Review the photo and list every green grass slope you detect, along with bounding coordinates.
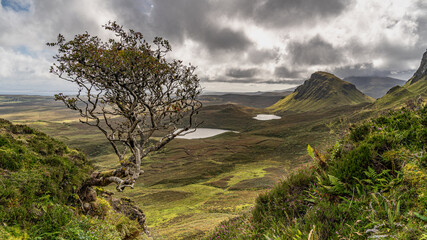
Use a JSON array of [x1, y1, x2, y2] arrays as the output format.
[[269, 72, 374, 112], [200, 91, 292, 108], [0, 119, 145, 240], [373, 76, 427, 108], [205, 104, 427, 239], [374, 50, 427, 109], [344, 76, 406, 99], [374, 79, 427, 109]]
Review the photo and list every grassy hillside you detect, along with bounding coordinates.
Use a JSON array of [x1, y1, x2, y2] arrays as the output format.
[[0, 119, 146, 239], [344, 76, 406, 99], [205, 104, 427, 239], [269, 72, 374, 112], [374, 76, 427, 109]]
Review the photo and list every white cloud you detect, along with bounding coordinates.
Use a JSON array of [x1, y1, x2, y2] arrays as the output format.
[[0, 46, 75, 94], [0, 0, 426, 94]]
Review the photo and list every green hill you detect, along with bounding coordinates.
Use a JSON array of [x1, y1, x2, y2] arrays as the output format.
[[200, 91, 292, 108], [344, 76, 406, 99], [269, 72, 374, 112], [0, 119, 145, 239], [375, 50, 427, 108], [205, 102, 427, 239]]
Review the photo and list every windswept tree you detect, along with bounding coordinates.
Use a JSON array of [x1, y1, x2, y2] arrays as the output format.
[[48, 22, 202, 199]]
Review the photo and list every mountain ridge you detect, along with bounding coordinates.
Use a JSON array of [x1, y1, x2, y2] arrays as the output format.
[[269, 71, 374, 112]]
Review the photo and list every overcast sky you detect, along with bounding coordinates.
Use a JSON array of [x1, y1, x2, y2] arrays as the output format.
[[1, 0, 426, 94]]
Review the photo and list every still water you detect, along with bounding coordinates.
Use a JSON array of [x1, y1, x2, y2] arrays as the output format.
[[253, 114, 281, 120], [176, 128, 235, 139]]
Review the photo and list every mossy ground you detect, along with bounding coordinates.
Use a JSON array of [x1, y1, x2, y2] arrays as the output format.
[[0, 118, 147, 239]]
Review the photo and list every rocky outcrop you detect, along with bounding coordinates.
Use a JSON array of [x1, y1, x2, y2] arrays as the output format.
[[107, 195, 150, 237], [293, 72, 363, 101], [409, 49, 427, 84], [79, 186, 150, 237]]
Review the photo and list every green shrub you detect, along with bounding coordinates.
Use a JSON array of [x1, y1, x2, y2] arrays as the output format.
[[0, 225, 30, 239], [0, 149, 24, 170], [330, 144, 372, 184], [0, 135, 10, 147], [349, 124, 370, 142], [61, 216, 121, 240], [252, 168, 315, 230], [421, 154, 427, 168], [9, 124, 34, 134]]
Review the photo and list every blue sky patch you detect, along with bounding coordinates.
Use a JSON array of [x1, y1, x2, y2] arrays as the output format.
[[1, 0, 30, 12], [14, 45, 33, 56]]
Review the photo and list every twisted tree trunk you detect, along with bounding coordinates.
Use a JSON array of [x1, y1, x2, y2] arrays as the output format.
[[77, 159, 149, 236]]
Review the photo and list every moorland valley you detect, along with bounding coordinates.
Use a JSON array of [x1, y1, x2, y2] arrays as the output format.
[[0, 50, 426, 239]]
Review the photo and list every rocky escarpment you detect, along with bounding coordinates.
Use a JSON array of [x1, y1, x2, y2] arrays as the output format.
[[409, 49, 427, 84]]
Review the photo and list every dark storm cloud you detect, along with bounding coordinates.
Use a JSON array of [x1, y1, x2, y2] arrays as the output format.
[[106, 0, 350, 58], [107, 0, 252, 53], [274, 66, 302, 78], [198, 27, 252, 52], [106, 0, 151, 35], [226, 68, 259, 79], [247, 48, 279, 64], [146, 0, 252, 53], [332, 63, 392, 78], [288, 35, 343, 65], [224, 0, 351, 28]]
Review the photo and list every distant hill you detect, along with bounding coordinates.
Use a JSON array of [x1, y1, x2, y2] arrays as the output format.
[[269, 71, 374, 112], [375, 50, 427, 108], [344, 76, 406, 99], [200, 91, 292, 108]]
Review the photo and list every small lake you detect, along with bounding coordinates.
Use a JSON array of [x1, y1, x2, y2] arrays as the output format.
[[176, 128, 236, 139], [253, 114, 281, 120]]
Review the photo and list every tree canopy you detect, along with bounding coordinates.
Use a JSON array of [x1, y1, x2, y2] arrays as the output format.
[[48, 21, 202, 192]]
